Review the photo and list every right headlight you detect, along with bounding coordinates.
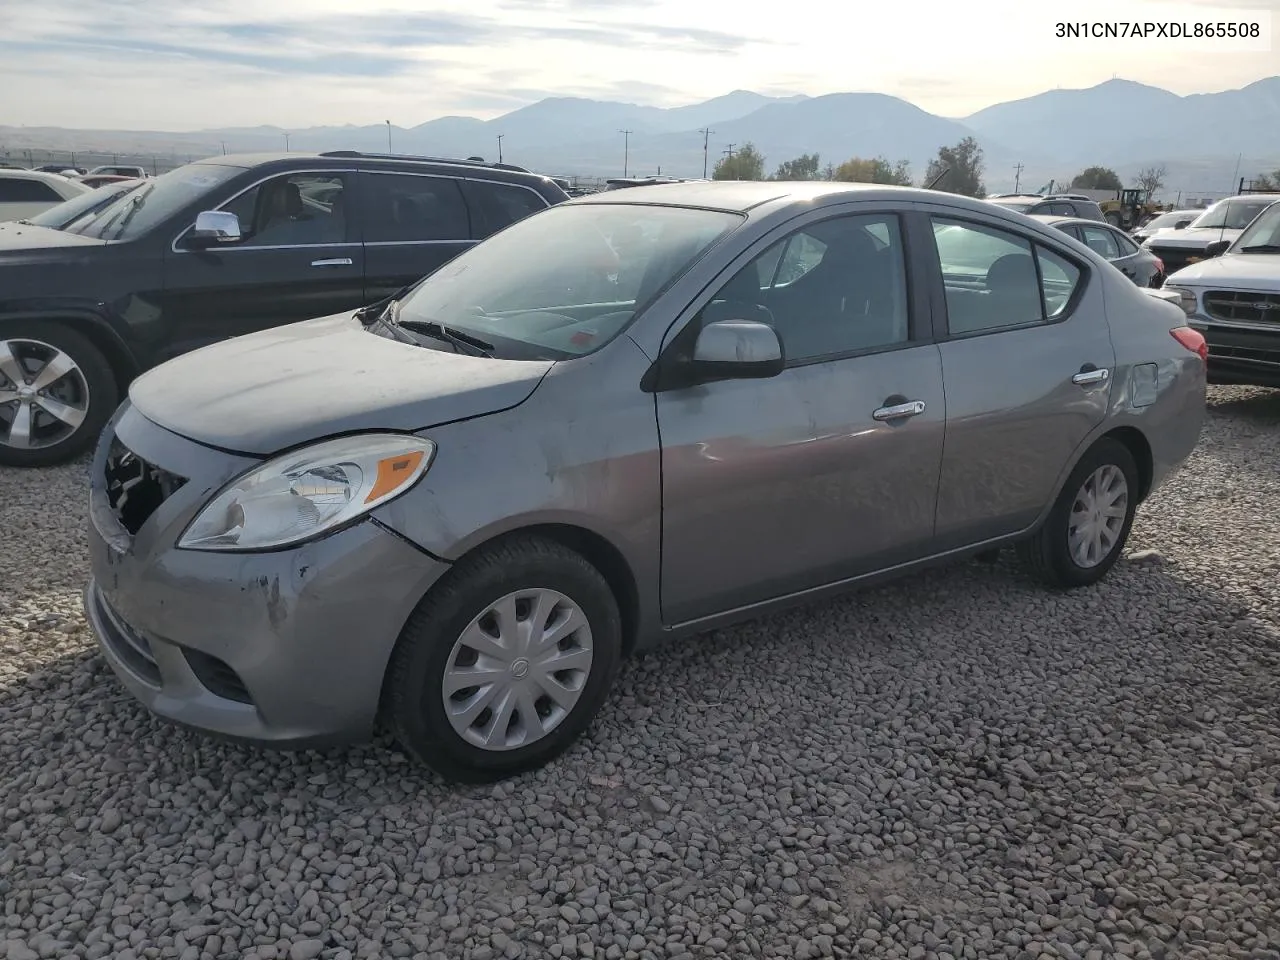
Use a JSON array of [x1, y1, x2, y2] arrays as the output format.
[[1161, 286, 1198, 318], [178, 433, 435, 552]]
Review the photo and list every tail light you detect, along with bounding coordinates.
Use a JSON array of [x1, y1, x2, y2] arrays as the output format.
[[1171, 326, 1207, 362]]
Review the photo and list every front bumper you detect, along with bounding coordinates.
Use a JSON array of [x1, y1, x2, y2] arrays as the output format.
[[1188, 317, 1280, 388], [84, 402, 450, 747]]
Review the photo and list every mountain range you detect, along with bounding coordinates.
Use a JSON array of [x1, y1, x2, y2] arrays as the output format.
[[4, 78, 1278, 196]]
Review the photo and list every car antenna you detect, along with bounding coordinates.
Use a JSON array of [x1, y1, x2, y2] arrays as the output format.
[[924, 165, 950, 191]]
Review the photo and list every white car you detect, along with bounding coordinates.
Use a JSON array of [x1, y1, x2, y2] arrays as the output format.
[[0, 170, 89, 222], [1143, 194, 1280, 275], [84, 164, 149, 180]]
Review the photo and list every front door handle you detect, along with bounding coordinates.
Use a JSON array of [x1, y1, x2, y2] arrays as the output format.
[[872, 399, 926, 422], [310, 257, 354, 267], [1071, 367, 1111, 386]]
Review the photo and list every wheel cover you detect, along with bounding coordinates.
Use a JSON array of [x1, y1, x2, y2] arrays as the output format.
[[441, 588, 594, 752], [1067, 464, 1129, 569], [0, 338, 90, 450]]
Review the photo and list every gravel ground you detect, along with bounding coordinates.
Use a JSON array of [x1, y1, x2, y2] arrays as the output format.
[[2, 386, 1279, 960]]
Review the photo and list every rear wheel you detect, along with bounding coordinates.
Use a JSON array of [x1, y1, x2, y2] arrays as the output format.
[[0, 320, 118, 467], [1018, 438, 1139, 588], [383, 536, 623, 783]]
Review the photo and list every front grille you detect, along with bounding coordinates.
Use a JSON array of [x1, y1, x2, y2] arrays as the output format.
[[183, 649, 253, 704], [92, 587, 162, 686], [1204, 290, 1280, 326], [1209, 343, 1280, 366], [103, 439, 188, 535]]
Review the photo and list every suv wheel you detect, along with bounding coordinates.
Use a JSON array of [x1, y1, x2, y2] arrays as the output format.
[[383, 536, 623, 783], [0, 320, 118, 467], [1018, 438, 1139, 589]]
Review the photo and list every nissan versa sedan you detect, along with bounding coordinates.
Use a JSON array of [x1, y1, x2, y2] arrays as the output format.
[[84, 181, 1207, 783]]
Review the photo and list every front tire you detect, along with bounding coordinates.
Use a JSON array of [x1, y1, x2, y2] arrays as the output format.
[[1017, 438, 1139, 589], [383, 536, 623, 783], [0, 320, 118, 468]]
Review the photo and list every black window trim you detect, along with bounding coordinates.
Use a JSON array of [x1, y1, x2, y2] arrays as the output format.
[[652, 203, 937, 380], [923, 210, 1092, 342]]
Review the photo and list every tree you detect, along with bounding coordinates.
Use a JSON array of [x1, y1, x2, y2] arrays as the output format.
[[924, 137, 985, 197], [772, 153, 821, 181], [1135, 164, 1167, 196], [831, 156, 912, 186], [1071, 166, 1123, 191], [712, 142, 766, 181], [1250, 169, 1280, 190]]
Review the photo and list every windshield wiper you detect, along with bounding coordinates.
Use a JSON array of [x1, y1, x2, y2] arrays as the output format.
[[396, 316, 495, 358], [1239, 244, 1280, 253]]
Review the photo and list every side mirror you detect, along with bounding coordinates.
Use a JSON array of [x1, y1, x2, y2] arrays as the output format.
[[187, 210, 242, 248], [1205, 239, 1231, 258], [691, 319, 784, 381]]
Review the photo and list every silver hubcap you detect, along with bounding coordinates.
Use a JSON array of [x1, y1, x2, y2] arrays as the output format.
[[1067, 464, 1129, 568], [442, 588, 594, 752], [0, 338, 90, 450]]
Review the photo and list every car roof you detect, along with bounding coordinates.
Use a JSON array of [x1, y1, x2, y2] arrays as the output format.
[[0, 168, 79, 184], [569, 180, 998, 214], [195, 152, 552, 183]]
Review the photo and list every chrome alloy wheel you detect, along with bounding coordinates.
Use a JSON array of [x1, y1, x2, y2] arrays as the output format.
[[442, 588, 594, 751], [0, 338, 90, 450]]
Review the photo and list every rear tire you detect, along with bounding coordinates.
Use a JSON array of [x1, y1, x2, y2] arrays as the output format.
[[0, 319, 118, 468], [1017, 438, 1139, 589], [383, 536, 623, 783]]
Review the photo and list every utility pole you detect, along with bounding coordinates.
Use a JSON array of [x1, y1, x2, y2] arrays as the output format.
[[283, 132, 290, 151], [219, 141, 227, 155], [386, 121, 392, 152], [1013, 162, 1024, 193], [620, 129, 632, 177], [496, 134, 504, 163], [699, 127, 713, 179]]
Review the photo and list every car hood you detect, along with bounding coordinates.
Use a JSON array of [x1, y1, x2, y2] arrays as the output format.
[[1165, 253, 1280, 289], [0, 220, 107, 253], [128, 312, 555, 456], [1144, 227, 1241, 250]]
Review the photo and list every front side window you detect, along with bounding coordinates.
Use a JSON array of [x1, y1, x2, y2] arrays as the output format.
[[931, 217, 1081, 334], [361, 173, 469, 243], [1079, 224, 1120, 259], [219, 173, 348, 247], [77, 162, 243, 242], [699, 214, 910, 362], [395, 203, 741, 359]]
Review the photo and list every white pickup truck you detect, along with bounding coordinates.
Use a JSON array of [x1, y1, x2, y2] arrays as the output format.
[[1160, 198, 1280, 389], [1143, 193, 1280, 277]]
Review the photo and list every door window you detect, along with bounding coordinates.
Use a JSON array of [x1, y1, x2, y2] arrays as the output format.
[[702, 214, 909, 362], [467, 181, 549, 238], [1079, 224, 1121, 259], [360, 173, 469, 243], [0, 179, 63, 203], [220, 173, 349, 247], [931, 217, 1082, 333]]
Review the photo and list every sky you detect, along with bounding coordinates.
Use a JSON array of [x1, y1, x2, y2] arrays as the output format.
[[1, 0, 1276, 130]]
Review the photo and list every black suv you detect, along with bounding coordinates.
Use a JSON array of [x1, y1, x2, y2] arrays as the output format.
[[986, 194, 1107, 222], [0, 151, 569, 466]]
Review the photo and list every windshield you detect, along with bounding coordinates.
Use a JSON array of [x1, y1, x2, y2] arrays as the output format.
[[1232, 201, 1280, 253], [395, 203, 742, 359], [26, 181, 142, 230], [1190, 198, 1278, 231], [74, 163, 243, 242], [1143, 211, 1191, 231]]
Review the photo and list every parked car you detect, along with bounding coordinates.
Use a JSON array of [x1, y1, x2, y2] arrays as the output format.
[[34, 164, 87, 176], [85, 164, 149, 180], [0, 151, 570, 466], [1031, 215, 1166, 287], [1143, 193, 1280, 275], [1132, 209, 1200, 245], [1162, 199, 1280, 388], [77, 174, 140, 190], [4, 177, 144, 233], [83, 181, 1206, 782], [605, 177, 706, 191], [0, 169, 90, 222], [987, 193, 1106, 222]]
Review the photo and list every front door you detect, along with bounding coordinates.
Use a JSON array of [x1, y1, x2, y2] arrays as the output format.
[[924, 210, 1116, 549], [160, 170, 365, 358], [656, 208, 946, 625], [355, 171, 475, 303]]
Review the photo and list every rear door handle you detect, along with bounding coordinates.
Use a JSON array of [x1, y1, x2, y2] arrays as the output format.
[[310, 257, 354, 267], [872, 399, 926, 422], [1071, 367, 1111, 386]]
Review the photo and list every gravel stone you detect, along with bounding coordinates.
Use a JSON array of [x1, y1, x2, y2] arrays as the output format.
[[2, 387, 1279, 958]]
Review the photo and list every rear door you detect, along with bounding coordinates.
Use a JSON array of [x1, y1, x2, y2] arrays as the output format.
[[160, 169, 366, 354], [923, 208, 1115, 549], [354, 171, 474, 302]]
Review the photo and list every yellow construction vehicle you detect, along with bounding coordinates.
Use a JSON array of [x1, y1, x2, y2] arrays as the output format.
[[1100, 188, 1162, 231]]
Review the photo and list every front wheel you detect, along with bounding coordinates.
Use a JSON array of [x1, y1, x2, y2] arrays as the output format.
[[1018, 438, 1140, 588], [0, 320, 118, 467], [383, 536, 623, 783]]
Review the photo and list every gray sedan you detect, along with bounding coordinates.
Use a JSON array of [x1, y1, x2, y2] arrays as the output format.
[[84, 181, 1207, 782]]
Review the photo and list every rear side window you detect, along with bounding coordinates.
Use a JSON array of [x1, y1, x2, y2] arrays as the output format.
[[1079, 224, 1120, 259], [464, 181, 550, 239], [0, 179, 62, 203], [360, 173, 470, 243]]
